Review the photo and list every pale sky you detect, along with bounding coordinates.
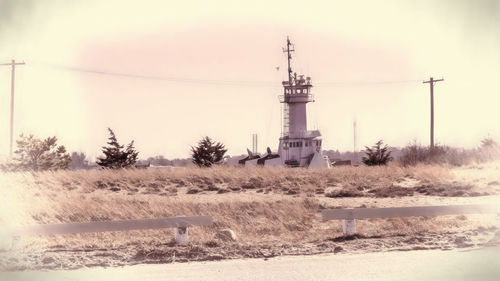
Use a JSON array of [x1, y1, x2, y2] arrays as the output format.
[[0, 0, 499, 160]]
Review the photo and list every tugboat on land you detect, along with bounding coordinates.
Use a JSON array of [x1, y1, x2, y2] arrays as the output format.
[[240, 37, 330, 168]]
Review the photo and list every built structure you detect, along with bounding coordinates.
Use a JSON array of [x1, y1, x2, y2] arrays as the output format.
[[240, 37, 330, 168]]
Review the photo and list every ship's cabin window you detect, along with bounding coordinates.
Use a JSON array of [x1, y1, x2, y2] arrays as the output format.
[[303, 88, 308, 94], [297, 89, 302, 94]]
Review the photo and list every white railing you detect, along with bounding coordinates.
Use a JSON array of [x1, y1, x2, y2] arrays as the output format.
[[3, 215, 213, 248], [322, 204, 499, 236]]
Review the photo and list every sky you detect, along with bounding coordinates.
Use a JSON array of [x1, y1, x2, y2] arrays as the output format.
[[0, 0, 499, 160]]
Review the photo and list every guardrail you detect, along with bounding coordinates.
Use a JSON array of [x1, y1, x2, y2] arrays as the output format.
[[4, 205, 499, 250], [322, 204, 499, 236], [4, 215, 213, 248]]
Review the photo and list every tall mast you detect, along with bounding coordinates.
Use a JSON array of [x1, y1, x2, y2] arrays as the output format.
[[283, 36, 294, 85]]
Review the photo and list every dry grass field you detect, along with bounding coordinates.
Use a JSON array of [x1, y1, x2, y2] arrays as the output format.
[[1, 163, 499, 270]]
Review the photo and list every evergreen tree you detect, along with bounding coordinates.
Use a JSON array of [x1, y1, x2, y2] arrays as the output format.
[[2, 134, 71, 171], [362, 140, 393, 166], [96, 128, 138, 169], [191, 136, 227, 167]]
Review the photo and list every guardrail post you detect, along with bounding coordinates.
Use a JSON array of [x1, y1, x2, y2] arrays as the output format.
[[174, 216, 189, 245], [174, 226, 189, 245], [342, 219, 356, 236], [7, 235, 20, 251]]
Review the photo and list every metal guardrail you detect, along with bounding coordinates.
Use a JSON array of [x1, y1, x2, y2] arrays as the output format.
[[322, 204, 499, 236], [4, 204, 499, 250], [4, 215, 213, 248]]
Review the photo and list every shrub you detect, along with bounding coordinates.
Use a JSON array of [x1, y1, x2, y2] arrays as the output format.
[[362, 140, 393, 166], [477, 137, 500, 162], [96, 128, 138, 169], [399, 138, 500, 167], [191, 136, 227, 167], [70, 152, 89, 170]]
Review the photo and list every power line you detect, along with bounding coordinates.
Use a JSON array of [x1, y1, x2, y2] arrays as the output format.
[[29, 61, 422, 88], [319, 79, 422, 87], [31, 62, 277, 87]]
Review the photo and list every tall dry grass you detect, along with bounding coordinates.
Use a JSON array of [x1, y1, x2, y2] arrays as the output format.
[[1, 164, 498, 271], [0, 164, 494, 230], [0, 163, 454, 198]]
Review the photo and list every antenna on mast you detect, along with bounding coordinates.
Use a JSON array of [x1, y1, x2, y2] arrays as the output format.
[[282, 36, 295, 85]]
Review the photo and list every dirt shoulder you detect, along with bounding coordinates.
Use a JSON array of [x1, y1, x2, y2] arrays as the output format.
[[2, 224, 498, 271]]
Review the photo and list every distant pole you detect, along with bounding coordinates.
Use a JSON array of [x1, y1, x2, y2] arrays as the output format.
[[1, 59, 25, 158], [252, 133, 258, 154], [423, 77, 444, 149], [255, 134, 257, 154], [353, 119, 357, 153]]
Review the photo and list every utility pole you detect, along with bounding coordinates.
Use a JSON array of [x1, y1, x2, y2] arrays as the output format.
[[1, 59, 25, 158], [423, 77, 444, 149], [353, 119, 357, 153], [353, 118, 358, 165]]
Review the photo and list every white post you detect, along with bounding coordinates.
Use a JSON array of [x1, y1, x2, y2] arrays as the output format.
[[174, 216, 189, 245], [11, 235, 20, 250], [174, 226, 189, 245], [342, 219, 356, 236]]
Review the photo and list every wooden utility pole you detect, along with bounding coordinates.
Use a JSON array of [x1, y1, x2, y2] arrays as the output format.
[[1, 59, 25, 158], [423, 77, 444, 149], [353, 119, 357, 152]]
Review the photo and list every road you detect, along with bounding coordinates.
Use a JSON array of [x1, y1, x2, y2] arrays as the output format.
[[2, 246, 499, 281]]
